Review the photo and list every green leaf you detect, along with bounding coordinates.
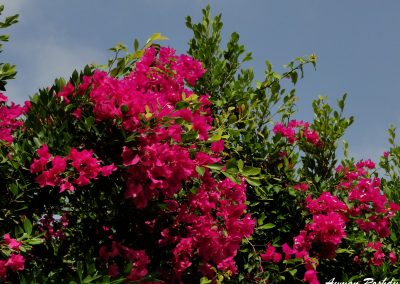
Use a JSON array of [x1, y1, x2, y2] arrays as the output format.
[[222, 171, 241, 184], [145, 33, 169, 46], [23, 218, 32, 235], [133, 38, 139, 51], [200, 277, 212, 284], [9, 183, 18, 196], [26, 238, 43, 245], [206, 164, 223, 171], [245, 177, 261, 187], [120, 105, 129, 113], [257, 223, 275, 230], [84, 116, 95, 130], [288, 268, 297, 277], [242, 166, 261, 176], [109, 42, 127, 52], [209, 134, 222, 141], [336, 248, 354, 254], [196, 166, 205, 176], [290, 71, 298, 85], [237, 159, 244, 171]]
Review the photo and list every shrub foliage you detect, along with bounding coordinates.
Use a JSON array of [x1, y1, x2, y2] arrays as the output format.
[[0, 4, 399, 284]]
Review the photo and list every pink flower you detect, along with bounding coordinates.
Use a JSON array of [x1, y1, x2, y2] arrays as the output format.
[[367, 242, 385, 267], [121, 146, 140, 167], [23, 100, 32, 113], [0, 93, 8, 103], [217, 257, 237, 274], [3, 233, 21, 251], [294, 182, 309, 192], [51, 156, 67, 175], [0, 260, 6, 281], [59, 179, 74, 193], [37, 144, 51, 160], [273, 123, 296, 144], [304, 129, 320, 145], [260, 244, 281, 263], [100, 164, 117, 176], [282, 243, 295, 260], [108, 263, 120, 278], [389, 251, 397, 264], [192, 115, 211, 140], [72, 108, 82, 119], [30, 157, 49, 174], [5, 253, 25, 272], [210, 140, 224, 153], [304, 269, 319, 284], [69, 148, 101, 179], [305, 192, 348, 215]]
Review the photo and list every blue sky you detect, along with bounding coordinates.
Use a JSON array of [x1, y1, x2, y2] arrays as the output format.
[[2, 0, 400, 161]]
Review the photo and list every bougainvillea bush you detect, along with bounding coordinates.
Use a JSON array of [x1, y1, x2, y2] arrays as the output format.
[[1, 5, 400, 283]]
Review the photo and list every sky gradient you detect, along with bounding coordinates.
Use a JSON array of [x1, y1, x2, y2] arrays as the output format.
[[2, 0, 400, 161]]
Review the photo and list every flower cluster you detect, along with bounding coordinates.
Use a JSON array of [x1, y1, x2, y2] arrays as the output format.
[[0, 93, 24, 143], [99, 241, 150, 281], [86, 47, 209, 136], [260, 244, 282, 262], [30, 145, 117, 192], [273, 120, 320, 145], [0, 234, 25, 281], [123, 143, 195, 208], [337, 160, 400, 238], [261, 159, 400, 284], [160, 177, 255, 279], [293, 182, 309, 192], [51, 47, 255, 281]]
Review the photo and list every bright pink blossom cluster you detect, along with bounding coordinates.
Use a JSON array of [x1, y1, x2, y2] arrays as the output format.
[[54, 47, 254, 280], [30, 145, 117, 191], [99, 241, 150, 281], [353, 241, 397, 267], [123, 142, 195, 208], [273, 120, 320, 145], [261, 159, 400, 284], [85, 47, 209, 136], [0, 93, 24, 143], [337, 160, 400, 238], [0, 233, 25, 281], [267, 208, 346, 283], [160, 176, 255, 279], [260, 243, 282, 262]]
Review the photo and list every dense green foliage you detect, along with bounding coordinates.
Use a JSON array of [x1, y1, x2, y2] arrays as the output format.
[[0, 4, 400, 284]]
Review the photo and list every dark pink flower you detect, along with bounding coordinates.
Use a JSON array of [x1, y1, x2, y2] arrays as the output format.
[[0, 260, 6, 281], [121, 146, 140, 167], [5, 254, 25, 272], [3, 233, 21, 251], [389, 251, 397, 264], [100, 164, 117, 176], [304, 129, 320, 145], [72, 108, 82, 119], [210, 140, 224, 153], [108, 263, 120, 278], [294, 182, 309, 192], [0, 93, 8, 103], [304, 269, 319, 284], [282, 243, 295, 260]]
